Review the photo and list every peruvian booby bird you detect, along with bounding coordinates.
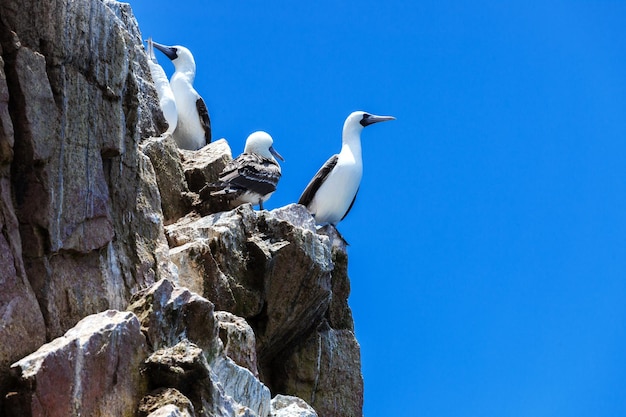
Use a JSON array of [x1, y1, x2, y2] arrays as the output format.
[[208, 131, 284, 210], [146, 38, 178, 134], [298, 111, 395, 225], [152, 41, 211, 150]]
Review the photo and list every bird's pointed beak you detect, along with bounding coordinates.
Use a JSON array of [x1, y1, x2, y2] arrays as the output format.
[[269, 145, 284, 162], [363, 114, 396, 126], [152, 41, 178, 61]]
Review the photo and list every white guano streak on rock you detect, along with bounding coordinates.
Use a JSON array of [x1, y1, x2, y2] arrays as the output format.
[[71, 338, 85, 415], [101, 241, 126, 309], [54, 63, 67, 252], [210, 355, 271, 417], [1, 298, 18, 323], [12, 330, 69, 379]]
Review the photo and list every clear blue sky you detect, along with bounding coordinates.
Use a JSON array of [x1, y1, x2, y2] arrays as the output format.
[[128, 1, 626, 416]]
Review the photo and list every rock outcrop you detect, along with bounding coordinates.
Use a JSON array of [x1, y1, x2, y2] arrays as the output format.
[[163, 205, 363, 416], [0, 0, 364, 416], [271, 395, 318, 417], [7, 310, 149, 416]]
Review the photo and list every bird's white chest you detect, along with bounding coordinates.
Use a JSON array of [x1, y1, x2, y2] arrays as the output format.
[[148, 62, 178, 133], [170, 75, 204, 149], [309, 154, 362, 224]]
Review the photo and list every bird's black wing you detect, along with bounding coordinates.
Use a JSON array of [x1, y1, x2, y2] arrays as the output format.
[[218, 153, 281, 196], [341, 187, 359, 221], [196, 97, 212, 144], [298, 154, 339, 207]]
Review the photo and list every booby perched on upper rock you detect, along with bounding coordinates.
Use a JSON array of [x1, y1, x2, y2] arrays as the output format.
[[298, 111, 395, 225], [208, 131, 284, 210], [152, 41, 211, 150], [146, 38, 178, 134]]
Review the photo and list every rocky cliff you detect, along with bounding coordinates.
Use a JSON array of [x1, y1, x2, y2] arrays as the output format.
[[0, 1, 363, 416]]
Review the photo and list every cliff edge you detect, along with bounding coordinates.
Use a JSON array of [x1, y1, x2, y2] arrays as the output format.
[[0, 1, 363, 416]]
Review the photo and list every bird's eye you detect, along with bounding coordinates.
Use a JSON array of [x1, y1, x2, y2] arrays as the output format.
[[359, 113, 372, 127]]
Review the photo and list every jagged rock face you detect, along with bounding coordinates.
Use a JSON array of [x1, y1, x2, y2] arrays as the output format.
[[128, 278, 221, 356], [165, 204, 334, 361], [0, 0, 174, 348], [131, 280, 272, 417], [165, 204, 363, 416], [0, 54, 46, 401], [0, 0, 365, 415], [275, 325, 363, 417]]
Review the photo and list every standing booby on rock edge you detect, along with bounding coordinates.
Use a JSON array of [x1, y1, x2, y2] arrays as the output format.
[[298, 111, 395, 225], [146, 38, 178, 134], [207, 131, 284, 210], [152, 41, 211, 150]]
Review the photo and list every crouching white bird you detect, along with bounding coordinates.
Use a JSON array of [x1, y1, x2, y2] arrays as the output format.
[[298, 111, 395, 225], [152, 41, 211, 150], [208, 131, 284, 210], [146, 38, 178, 134]]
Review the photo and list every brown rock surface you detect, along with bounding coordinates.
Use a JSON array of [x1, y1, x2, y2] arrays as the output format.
[[141, 134, 192, 225], [0, 54, 47, 397], [180, 139, 231, 194], [6, 310, 149, 417], [144, 340, 212, 406], [0, 0, 173, 347], [138, 388, 196, 417], [216, 311, 260, 377], [128, 278, 220, 356], [274, 324, 364, 417]]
